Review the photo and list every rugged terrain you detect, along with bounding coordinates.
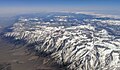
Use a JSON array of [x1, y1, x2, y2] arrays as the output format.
[[3, 12, 120, 70], [0, 33, 63, 70]]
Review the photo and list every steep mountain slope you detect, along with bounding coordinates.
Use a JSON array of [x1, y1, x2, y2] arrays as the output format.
[[4, 12, 120, 70]]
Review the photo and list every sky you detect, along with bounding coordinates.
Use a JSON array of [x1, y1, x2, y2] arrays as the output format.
[[0, 0, 120, 17]]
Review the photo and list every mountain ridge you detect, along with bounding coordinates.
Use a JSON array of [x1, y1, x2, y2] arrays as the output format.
[[3, 12, 120, 70]]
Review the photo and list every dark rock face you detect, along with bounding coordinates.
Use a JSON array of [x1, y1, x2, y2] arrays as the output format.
[[3, 12, 120, 70], [0, 36, 64, 70], [0, 63, 11, 70]]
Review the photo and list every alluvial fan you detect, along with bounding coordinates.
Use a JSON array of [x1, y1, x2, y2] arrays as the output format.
[[3, 12, 120, 70]]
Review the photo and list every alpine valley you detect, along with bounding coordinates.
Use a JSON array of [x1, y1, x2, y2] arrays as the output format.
[[3, 12, 120, 70]]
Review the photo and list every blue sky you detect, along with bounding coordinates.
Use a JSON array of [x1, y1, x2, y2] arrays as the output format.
[[0, 0, 120, 16]]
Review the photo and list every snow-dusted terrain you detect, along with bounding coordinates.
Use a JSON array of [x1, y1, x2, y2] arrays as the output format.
[[4, 12, 120, 70]]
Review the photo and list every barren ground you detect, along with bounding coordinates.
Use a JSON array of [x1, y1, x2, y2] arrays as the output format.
[[0, 36, 64, 70]]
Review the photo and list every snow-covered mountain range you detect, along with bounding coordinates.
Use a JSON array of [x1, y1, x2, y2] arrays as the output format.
[[3, 12, 120, 70]]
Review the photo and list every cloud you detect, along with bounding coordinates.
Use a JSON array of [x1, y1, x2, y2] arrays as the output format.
[[0, 6, 119, 17]]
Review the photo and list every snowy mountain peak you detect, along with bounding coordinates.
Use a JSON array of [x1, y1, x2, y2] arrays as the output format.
[[3, 12, 120, 70]]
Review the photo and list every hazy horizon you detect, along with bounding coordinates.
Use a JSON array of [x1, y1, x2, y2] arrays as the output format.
[[0, 0, 120, 17]]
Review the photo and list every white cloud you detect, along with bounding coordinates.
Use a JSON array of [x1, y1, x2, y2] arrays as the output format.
[[0, 6, 119, 17]]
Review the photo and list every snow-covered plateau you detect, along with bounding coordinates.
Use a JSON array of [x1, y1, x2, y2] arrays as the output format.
[[3, 12, 120, 70]]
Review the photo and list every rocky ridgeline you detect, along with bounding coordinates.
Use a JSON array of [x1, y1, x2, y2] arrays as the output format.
[[4, 13, 120, 70]]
